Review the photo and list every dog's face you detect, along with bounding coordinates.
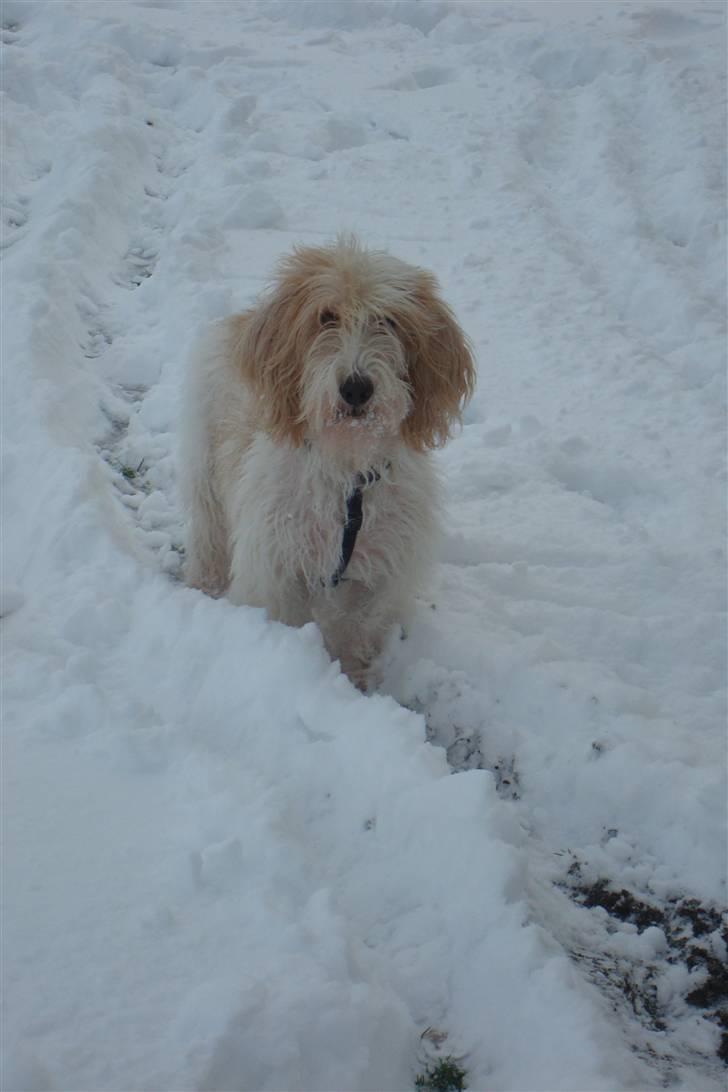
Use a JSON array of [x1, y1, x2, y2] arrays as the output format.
[[233, 239, 475, 457], [298, 294, 412, 457]]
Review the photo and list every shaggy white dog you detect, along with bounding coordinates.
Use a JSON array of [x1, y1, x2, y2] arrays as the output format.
[[180, 238, 475, 688]]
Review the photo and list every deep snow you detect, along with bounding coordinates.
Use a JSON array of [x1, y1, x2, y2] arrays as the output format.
[[2, 2, 726, 1090]]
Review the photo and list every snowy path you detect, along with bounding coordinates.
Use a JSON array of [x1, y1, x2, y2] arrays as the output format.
[[2, 3, 726, 1090]]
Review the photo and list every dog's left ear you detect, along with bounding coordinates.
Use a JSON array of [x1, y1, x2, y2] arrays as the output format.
[[400, 272, 476, 450], [229, 269, 312, 446]]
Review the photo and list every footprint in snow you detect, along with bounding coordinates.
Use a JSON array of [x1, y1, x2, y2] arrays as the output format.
[[381, 66, 453, 92], [1, 19, 20, 44], [1, 196, 30, 248], [115, 242, 158, 290]]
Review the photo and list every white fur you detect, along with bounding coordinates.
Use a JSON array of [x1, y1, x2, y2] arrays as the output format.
[[179, 241, 471, 689]]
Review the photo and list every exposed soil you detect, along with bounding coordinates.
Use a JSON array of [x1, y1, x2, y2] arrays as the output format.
[[567, 865, 727, 1068]]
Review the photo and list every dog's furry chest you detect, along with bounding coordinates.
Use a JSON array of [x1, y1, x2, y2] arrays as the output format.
[[230, 437, 410, 590], [278, 485, 376, 583]]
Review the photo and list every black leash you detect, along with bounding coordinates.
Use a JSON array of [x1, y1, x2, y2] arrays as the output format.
[[330, 466, 385, 587]]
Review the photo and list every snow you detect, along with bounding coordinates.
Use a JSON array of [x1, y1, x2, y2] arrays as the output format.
[[2, 1, 726, 1090]]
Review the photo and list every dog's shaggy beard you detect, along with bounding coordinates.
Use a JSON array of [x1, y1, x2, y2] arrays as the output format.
[[298, 324, 412, 462]]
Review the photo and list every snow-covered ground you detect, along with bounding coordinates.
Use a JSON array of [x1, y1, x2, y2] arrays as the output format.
[[2, 2, 726, 1089]]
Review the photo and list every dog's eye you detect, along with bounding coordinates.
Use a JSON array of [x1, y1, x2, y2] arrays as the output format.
[[381, 315, 397, 331], [319, 308, 339, 327]]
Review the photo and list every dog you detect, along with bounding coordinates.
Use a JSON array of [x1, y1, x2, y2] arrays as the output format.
[[180, 237, 475, 688]]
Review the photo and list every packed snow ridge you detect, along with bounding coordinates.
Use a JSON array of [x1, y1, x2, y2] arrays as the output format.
[[2, 2, 726, 1090]]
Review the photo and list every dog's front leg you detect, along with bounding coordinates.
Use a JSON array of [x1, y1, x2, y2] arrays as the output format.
[[315, 581, 402, 691], [184, 480, 231, 598], [228, 568, 312, 630]]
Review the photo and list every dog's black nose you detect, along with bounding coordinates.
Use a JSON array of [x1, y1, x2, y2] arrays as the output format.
[[339, 375, 374, 408]]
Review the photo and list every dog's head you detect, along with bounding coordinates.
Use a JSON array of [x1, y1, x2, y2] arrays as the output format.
[[232, 237, 475, 457]]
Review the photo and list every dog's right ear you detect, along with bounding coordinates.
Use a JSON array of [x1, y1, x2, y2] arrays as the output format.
[[229, 275, 312, 446], [398, 271, 476, 451]]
